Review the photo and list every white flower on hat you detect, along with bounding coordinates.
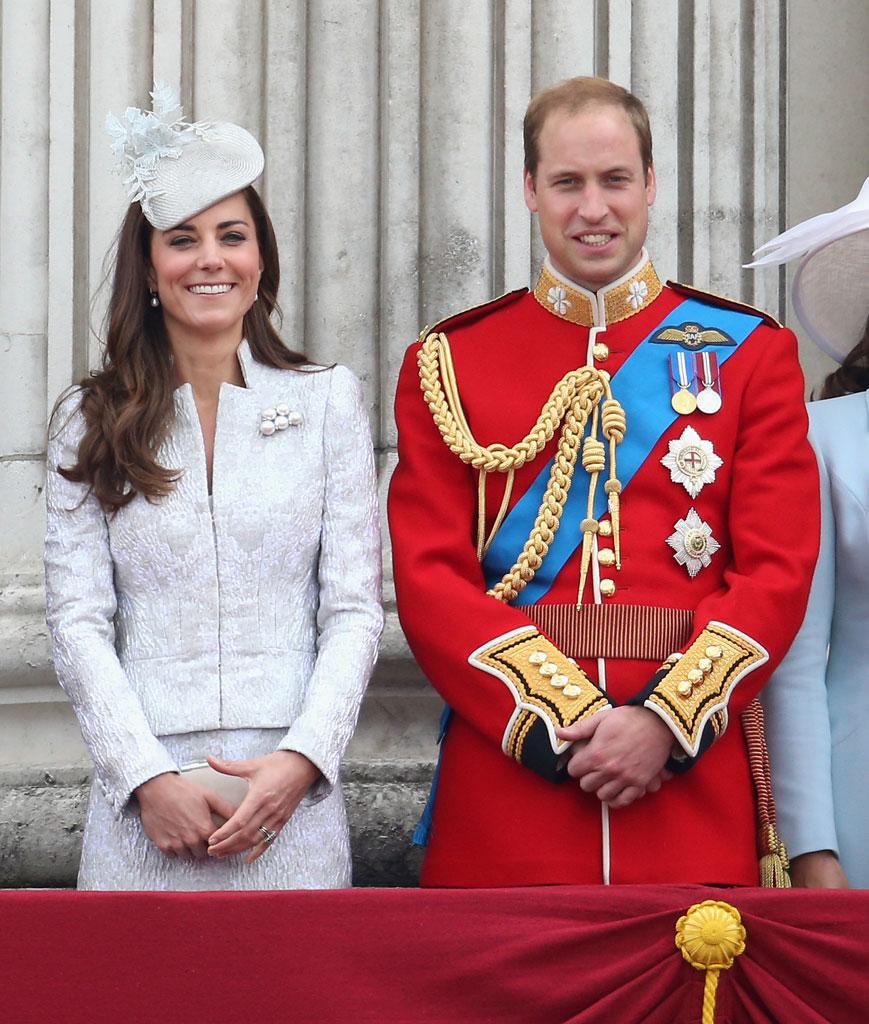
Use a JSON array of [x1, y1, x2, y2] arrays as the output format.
[[106, 82, 264, 231], [106, 82, 212, 224]]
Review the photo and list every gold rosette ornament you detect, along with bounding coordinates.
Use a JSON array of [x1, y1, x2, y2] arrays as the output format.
[[675, 900, 746, 1023]]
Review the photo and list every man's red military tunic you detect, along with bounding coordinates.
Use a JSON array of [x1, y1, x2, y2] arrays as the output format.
[[388, 254, 819, 886]]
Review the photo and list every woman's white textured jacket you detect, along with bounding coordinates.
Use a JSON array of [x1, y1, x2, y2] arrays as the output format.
[[45, 343, 383, 817]]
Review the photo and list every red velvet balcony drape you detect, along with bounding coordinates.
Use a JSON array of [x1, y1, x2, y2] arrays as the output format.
[[1, 885, 865, 1023]]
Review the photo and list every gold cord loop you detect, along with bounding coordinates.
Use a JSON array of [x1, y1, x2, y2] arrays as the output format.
[[418, 331, 626, 602], [581, 437, 606, 473], [601, 398, 626, 441]]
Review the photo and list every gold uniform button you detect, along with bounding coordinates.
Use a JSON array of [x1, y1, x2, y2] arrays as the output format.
[[598, 520, 613, 537], [592, 342, 609, 361], [599, 579, 616, 597], [677, 681, 693, 697], [598, 548, 615, 567]]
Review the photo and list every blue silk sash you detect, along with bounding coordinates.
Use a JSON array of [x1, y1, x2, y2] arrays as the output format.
[[481, 298, 762, 604]]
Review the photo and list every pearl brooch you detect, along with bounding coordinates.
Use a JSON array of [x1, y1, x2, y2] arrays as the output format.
[[260, 405, 303, 436]]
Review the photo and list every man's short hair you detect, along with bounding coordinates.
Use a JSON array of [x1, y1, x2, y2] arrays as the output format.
[[523, 76, 653, 179]]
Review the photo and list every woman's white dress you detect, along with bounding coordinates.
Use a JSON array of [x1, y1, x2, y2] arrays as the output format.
[[45, 343, 383, 890]]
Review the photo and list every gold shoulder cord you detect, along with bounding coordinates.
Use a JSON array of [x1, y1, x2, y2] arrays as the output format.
[[417, 331, 626, 604]]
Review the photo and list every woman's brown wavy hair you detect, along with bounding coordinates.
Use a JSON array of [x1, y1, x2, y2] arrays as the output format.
[[53, 186, 306, 513], [819, 314, 869, 399]]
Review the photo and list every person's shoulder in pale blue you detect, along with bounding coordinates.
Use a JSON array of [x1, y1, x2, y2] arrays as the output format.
[[750, 176, 869, 888]]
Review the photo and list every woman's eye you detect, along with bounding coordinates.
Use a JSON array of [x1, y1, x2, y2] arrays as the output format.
[[168, 235, 194, 247], [223, 232, 246, 243]]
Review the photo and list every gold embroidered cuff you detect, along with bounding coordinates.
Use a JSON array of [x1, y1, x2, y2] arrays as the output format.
[[644, 622, 767, 757], [468, 626, 611, 762]]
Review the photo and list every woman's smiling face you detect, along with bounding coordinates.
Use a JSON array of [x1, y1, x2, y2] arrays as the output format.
[[148, 191, 262, 345]]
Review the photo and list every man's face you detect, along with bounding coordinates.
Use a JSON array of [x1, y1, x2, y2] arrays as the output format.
[[524, 103, 656, 291]]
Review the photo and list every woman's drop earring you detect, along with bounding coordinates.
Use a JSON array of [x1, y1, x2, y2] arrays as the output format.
[[149, 291, 160, 308]]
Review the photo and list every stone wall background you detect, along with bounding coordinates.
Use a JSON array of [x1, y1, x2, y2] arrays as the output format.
[[1, 0, 867, 885]]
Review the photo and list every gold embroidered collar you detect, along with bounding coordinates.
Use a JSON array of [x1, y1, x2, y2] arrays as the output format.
[[533, 255, 663, 327]]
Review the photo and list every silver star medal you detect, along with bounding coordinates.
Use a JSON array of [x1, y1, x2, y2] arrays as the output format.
[[667, 508, 720, 577], [660, 426, 723, 499]]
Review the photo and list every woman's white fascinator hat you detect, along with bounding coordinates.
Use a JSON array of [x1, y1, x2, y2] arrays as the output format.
[[746, 177, 869, 363], [106, 82, 264, 231]]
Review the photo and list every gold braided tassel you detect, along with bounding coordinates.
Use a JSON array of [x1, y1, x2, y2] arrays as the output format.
[[418, 331, 625, 603], [759, 824, 791, 888]]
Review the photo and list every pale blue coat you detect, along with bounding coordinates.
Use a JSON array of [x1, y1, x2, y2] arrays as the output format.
[[763, 390, 869, 887]]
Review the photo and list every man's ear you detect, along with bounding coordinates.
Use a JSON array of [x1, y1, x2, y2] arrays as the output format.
[[645, 163, 657, 207], [523, 169, 539, 214]]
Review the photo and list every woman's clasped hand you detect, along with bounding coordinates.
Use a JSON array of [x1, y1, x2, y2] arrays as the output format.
[[205, 751, 320, 862]]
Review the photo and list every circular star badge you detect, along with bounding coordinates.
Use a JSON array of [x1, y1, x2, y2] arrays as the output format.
[[660, 426, 724, 499], [666, 508, 721, 578]]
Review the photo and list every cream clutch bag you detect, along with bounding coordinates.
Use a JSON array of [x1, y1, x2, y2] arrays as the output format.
[[180, 761, 249, 825]]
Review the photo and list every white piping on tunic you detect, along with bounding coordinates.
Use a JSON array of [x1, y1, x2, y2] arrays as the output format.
[[589, 314, 612, 884], [549, 251, 642, 886], [597, 656, 611, 884]]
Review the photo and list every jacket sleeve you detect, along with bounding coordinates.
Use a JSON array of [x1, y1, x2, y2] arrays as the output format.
[[388, 342, 611, 783], [277, 366, 384, 800], [628, 326, 820, 769], [43, 395, 178, 816], [761, 420, 839, 859]]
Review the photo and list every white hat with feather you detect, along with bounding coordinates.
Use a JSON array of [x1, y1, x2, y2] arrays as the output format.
[[106, 83, 264, 231], [746, 177, 869, 363]]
